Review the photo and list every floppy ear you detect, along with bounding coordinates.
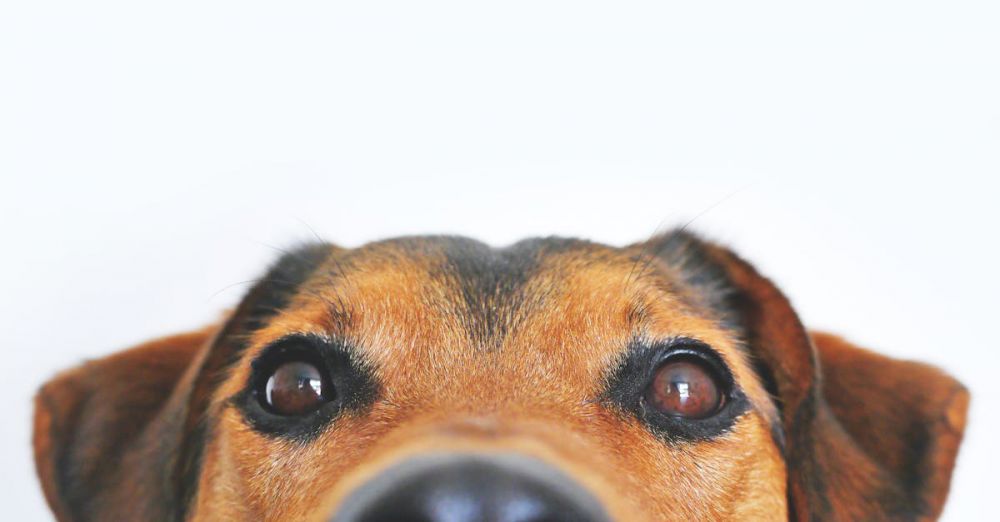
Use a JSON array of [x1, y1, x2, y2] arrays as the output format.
[[810, 332, 969, 520], [646, 231, 969, 521], [33, 325, 220, 522]]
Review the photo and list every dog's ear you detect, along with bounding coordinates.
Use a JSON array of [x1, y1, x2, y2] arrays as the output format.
[[32, 325, 219, 522], [644, 231, 969, 521], [809, 332, 969, 520]]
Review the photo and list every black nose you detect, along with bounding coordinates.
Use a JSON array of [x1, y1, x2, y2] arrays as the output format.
[[332, 453, 610, 522]]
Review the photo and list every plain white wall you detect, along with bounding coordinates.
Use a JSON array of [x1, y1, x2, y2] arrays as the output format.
[[1, 1, 996, 519]]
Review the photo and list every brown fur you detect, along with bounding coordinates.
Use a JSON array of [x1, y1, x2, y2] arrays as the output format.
[[33, 233, 968, 521]]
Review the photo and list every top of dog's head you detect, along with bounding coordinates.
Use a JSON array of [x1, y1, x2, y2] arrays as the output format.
[[33, 231, 968, 521]]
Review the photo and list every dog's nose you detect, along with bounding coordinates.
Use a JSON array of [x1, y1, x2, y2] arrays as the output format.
[[331, 453, 610, 522]]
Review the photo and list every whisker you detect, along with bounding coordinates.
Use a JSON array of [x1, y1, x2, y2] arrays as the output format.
[[292, 215, 326, 244], [206, 278, 264, 302]]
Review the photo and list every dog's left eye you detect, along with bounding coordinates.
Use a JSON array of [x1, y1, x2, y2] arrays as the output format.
[[262, 360, 333, 416]]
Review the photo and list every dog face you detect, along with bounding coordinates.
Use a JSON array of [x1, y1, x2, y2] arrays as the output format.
[[33, 232, 969, 521]]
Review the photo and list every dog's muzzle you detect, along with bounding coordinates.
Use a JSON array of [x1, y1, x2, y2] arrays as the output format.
[[331, 453, 610, 522]]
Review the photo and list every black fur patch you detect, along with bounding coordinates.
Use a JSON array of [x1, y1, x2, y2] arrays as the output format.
[[642, 230, 743, 328], [434, 236, 583, 349], [227, 243, 337, 337]]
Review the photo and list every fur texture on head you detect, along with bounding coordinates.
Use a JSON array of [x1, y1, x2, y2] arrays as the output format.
[[34, 231, 968, 521]]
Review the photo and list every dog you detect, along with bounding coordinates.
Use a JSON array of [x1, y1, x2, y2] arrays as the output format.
[[33, 231, 968, 521]]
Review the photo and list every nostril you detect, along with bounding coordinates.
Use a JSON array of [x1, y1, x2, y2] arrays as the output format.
[[332, 453, 609, 522]]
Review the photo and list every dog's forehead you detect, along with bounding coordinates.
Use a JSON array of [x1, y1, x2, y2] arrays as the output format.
[[244, 236, 741, 402]]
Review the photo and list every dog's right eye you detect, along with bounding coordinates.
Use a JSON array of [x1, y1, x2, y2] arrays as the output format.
[[263, 360, 333, 416], [236, 335, 378, 440]]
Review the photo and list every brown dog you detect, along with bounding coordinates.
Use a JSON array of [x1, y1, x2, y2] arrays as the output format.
[[33, 231, 968, 521]]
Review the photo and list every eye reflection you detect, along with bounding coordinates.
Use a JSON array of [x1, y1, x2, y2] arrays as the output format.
[[675, 382, 690, 401]]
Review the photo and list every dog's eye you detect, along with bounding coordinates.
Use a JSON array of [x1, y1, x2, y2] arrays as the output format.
[[238, 335, 378, 439], [263, 360, 332, 416], [644, 356, 723, 419]]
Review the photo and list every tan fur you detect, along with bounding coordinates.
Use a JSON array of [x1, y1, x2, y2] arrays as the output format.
[[32, 234, 968, 521]]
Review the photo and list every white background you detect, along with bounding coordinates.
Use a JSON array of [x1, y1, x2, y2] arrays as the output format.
[[1, 1, 997, 519]]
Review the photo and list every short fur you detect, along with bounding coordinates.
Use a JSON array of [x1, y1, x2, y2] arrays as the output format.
[[33, 231, 968, 521]]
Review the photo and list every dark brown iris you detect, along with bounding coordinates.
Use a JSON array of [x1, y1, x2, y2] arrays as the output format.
[[264, 361, 328, 416], [645, 358, 723, 419]]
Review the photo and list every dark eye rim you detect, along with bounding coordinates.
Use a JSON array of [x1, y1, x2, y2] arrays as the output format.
[[602, 338, 751, 442], [231, 334, 379, 441]]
